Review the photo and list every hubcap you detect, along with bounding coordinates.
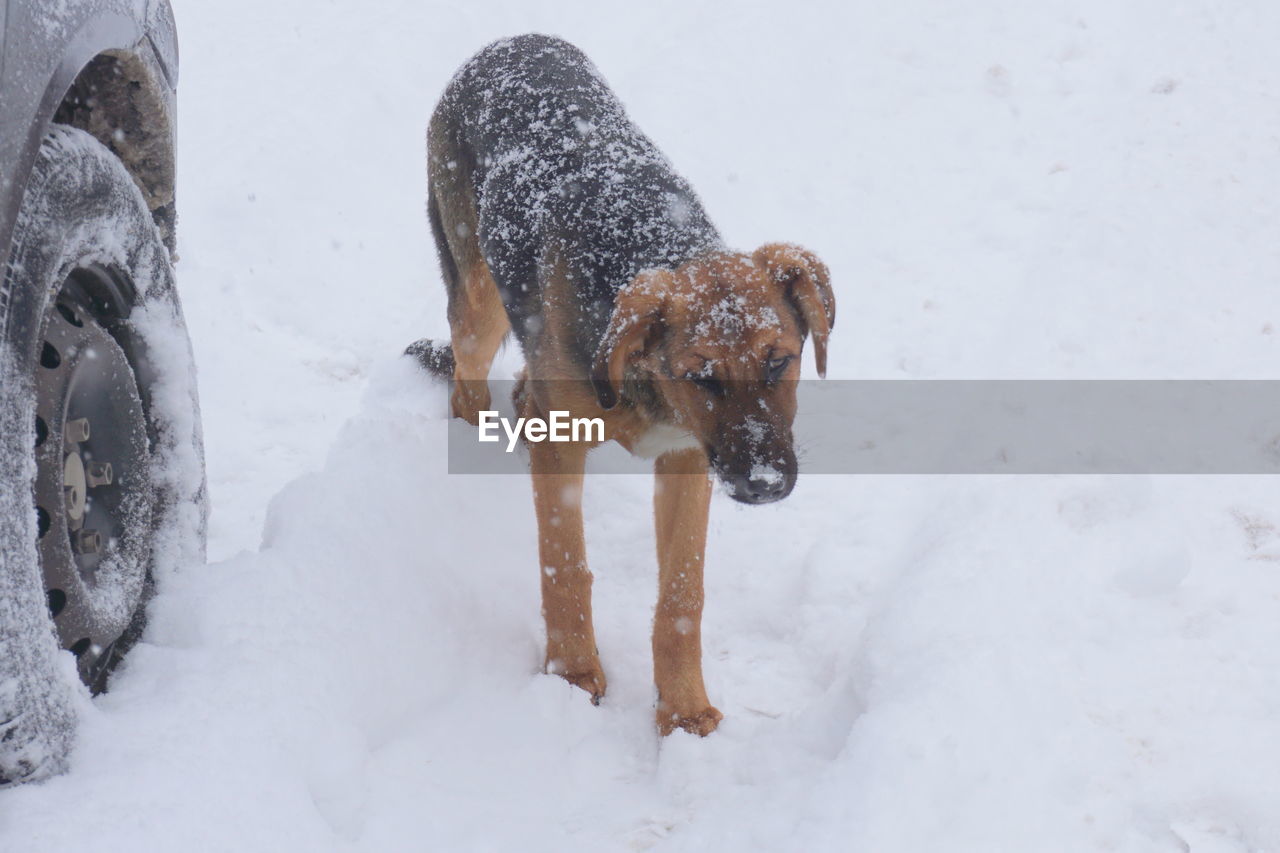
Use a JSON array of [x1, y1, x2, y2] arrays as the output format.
[[33, 271, 153, 690]]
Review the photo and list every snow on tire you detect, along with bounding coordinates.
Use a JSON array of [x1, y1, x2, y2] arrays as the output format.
[[0, 125, 206, 784]]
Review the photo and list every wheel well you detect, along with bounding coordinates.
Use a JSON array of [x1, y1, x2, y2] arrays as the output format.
[[52, 51, 176, 251]]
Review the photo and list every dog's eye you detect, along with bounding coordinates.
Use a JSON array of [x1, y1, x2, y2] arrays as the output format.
[[691, 375, 725, 397], [766, 355, 792, 383], [686, 367, 725, 397]]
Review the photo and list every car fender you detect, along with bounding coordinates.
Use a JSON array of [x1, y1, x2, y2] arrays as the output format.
[[0, 0, 177, 335]]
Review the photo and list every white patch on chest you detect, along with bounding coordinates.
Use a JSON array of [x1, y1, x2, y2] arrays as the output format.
[[630, 423, 702, 459]]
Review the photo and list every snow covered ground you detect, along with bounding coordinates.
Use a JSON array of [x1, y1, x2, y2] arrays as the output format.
[[5, 0, 1280, 850]]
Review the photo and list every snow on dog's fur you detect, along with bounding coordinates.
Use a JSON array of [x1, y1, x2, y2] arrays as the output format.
[[409, 34, 834, 735]]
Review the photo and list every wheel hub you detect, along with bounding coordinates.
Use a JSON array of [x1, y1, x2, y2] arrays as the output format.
[[33, 274, 153, 690]]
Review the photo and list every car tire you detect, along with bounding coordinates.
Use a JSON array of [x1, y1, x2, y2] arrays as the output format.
[[0, 125, 206, 784]]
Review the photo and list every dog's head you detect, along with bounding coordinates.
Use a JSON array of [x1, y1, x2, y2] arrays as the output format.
[[591, 244, 835, 504]]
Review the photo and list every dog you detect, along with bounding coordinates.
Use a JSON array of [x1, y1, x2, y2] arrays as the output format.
[[408, 34, 835, 736]]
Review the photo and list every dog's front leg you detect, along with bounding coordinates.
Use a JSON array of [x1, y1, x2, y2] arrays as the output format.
[[652, 448, 722, 736], [529, 437, 606, 703]]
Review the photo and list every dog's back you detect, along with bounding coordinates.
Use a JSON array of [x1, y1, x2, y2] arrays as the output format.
[[427, 34, 722, 369]]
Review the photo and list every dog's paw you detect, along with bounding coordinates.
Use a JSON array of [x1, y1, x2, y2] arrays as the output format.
[[404, 338, 455, 378], [656, 703, 723, 737], [547, 655, 607, 705]]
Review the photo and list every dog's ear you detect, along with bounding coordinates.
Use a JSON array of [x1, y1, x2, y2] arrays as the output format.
[[590, 269, 673, 410], [753, 243, 836, 378]]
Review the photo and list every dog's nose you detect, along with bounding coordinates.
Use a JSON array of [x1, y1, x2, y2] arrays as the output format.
[[730, 472, 790, 504], [747, 476, 786, 502]]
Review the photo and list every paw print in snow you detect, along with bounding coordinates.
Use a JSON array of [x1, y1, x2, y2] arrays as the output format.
[[1230, 508, 1280, 561]]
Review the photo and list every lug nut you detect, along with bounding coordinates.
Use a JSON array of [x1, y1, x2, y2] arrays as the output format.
[[63, 453, 87, 521], [86, 461, 113, 487], [73, 529, 102, 555], [64, 418, 90, 444]]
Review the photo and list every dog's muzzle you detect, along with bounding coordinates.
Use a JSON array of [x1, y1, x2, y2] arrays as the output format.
[[707, 422, 798, 505]]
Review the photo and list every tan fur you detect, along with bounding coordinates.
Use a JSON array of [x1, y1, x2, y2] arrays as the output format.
[[752, 244, 836, 377], [526, 428, 606, 701], [437, 245, 833, 736], [652, 448, 720, 735], [448, 260, 509, 425]]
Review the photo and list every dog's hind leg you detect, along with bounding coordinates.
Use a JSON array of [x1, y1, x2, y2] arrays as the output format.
[[405, 186, 462, 379], [446, 259, 509, 425], [525, 400, 606, 702], [427, 177, 511, 424], [652, 448, 722, 736]]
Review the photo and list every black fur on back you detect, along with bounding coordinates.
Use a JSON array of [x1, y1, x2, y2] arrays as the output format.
[[427, 34, 723, 371]]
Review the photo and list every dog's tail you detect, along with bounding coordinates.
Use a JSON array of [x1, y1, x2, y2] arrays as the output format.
[[405, 338, 455, 378]]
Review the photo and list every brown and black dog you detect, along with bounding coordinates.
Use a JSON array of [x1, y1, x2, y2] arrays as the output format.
[[409, 34, 834, 736]]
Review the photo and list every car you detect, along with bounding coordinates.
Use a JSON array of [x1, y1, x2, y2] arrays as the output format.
[[0, 0, 205, 784]]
